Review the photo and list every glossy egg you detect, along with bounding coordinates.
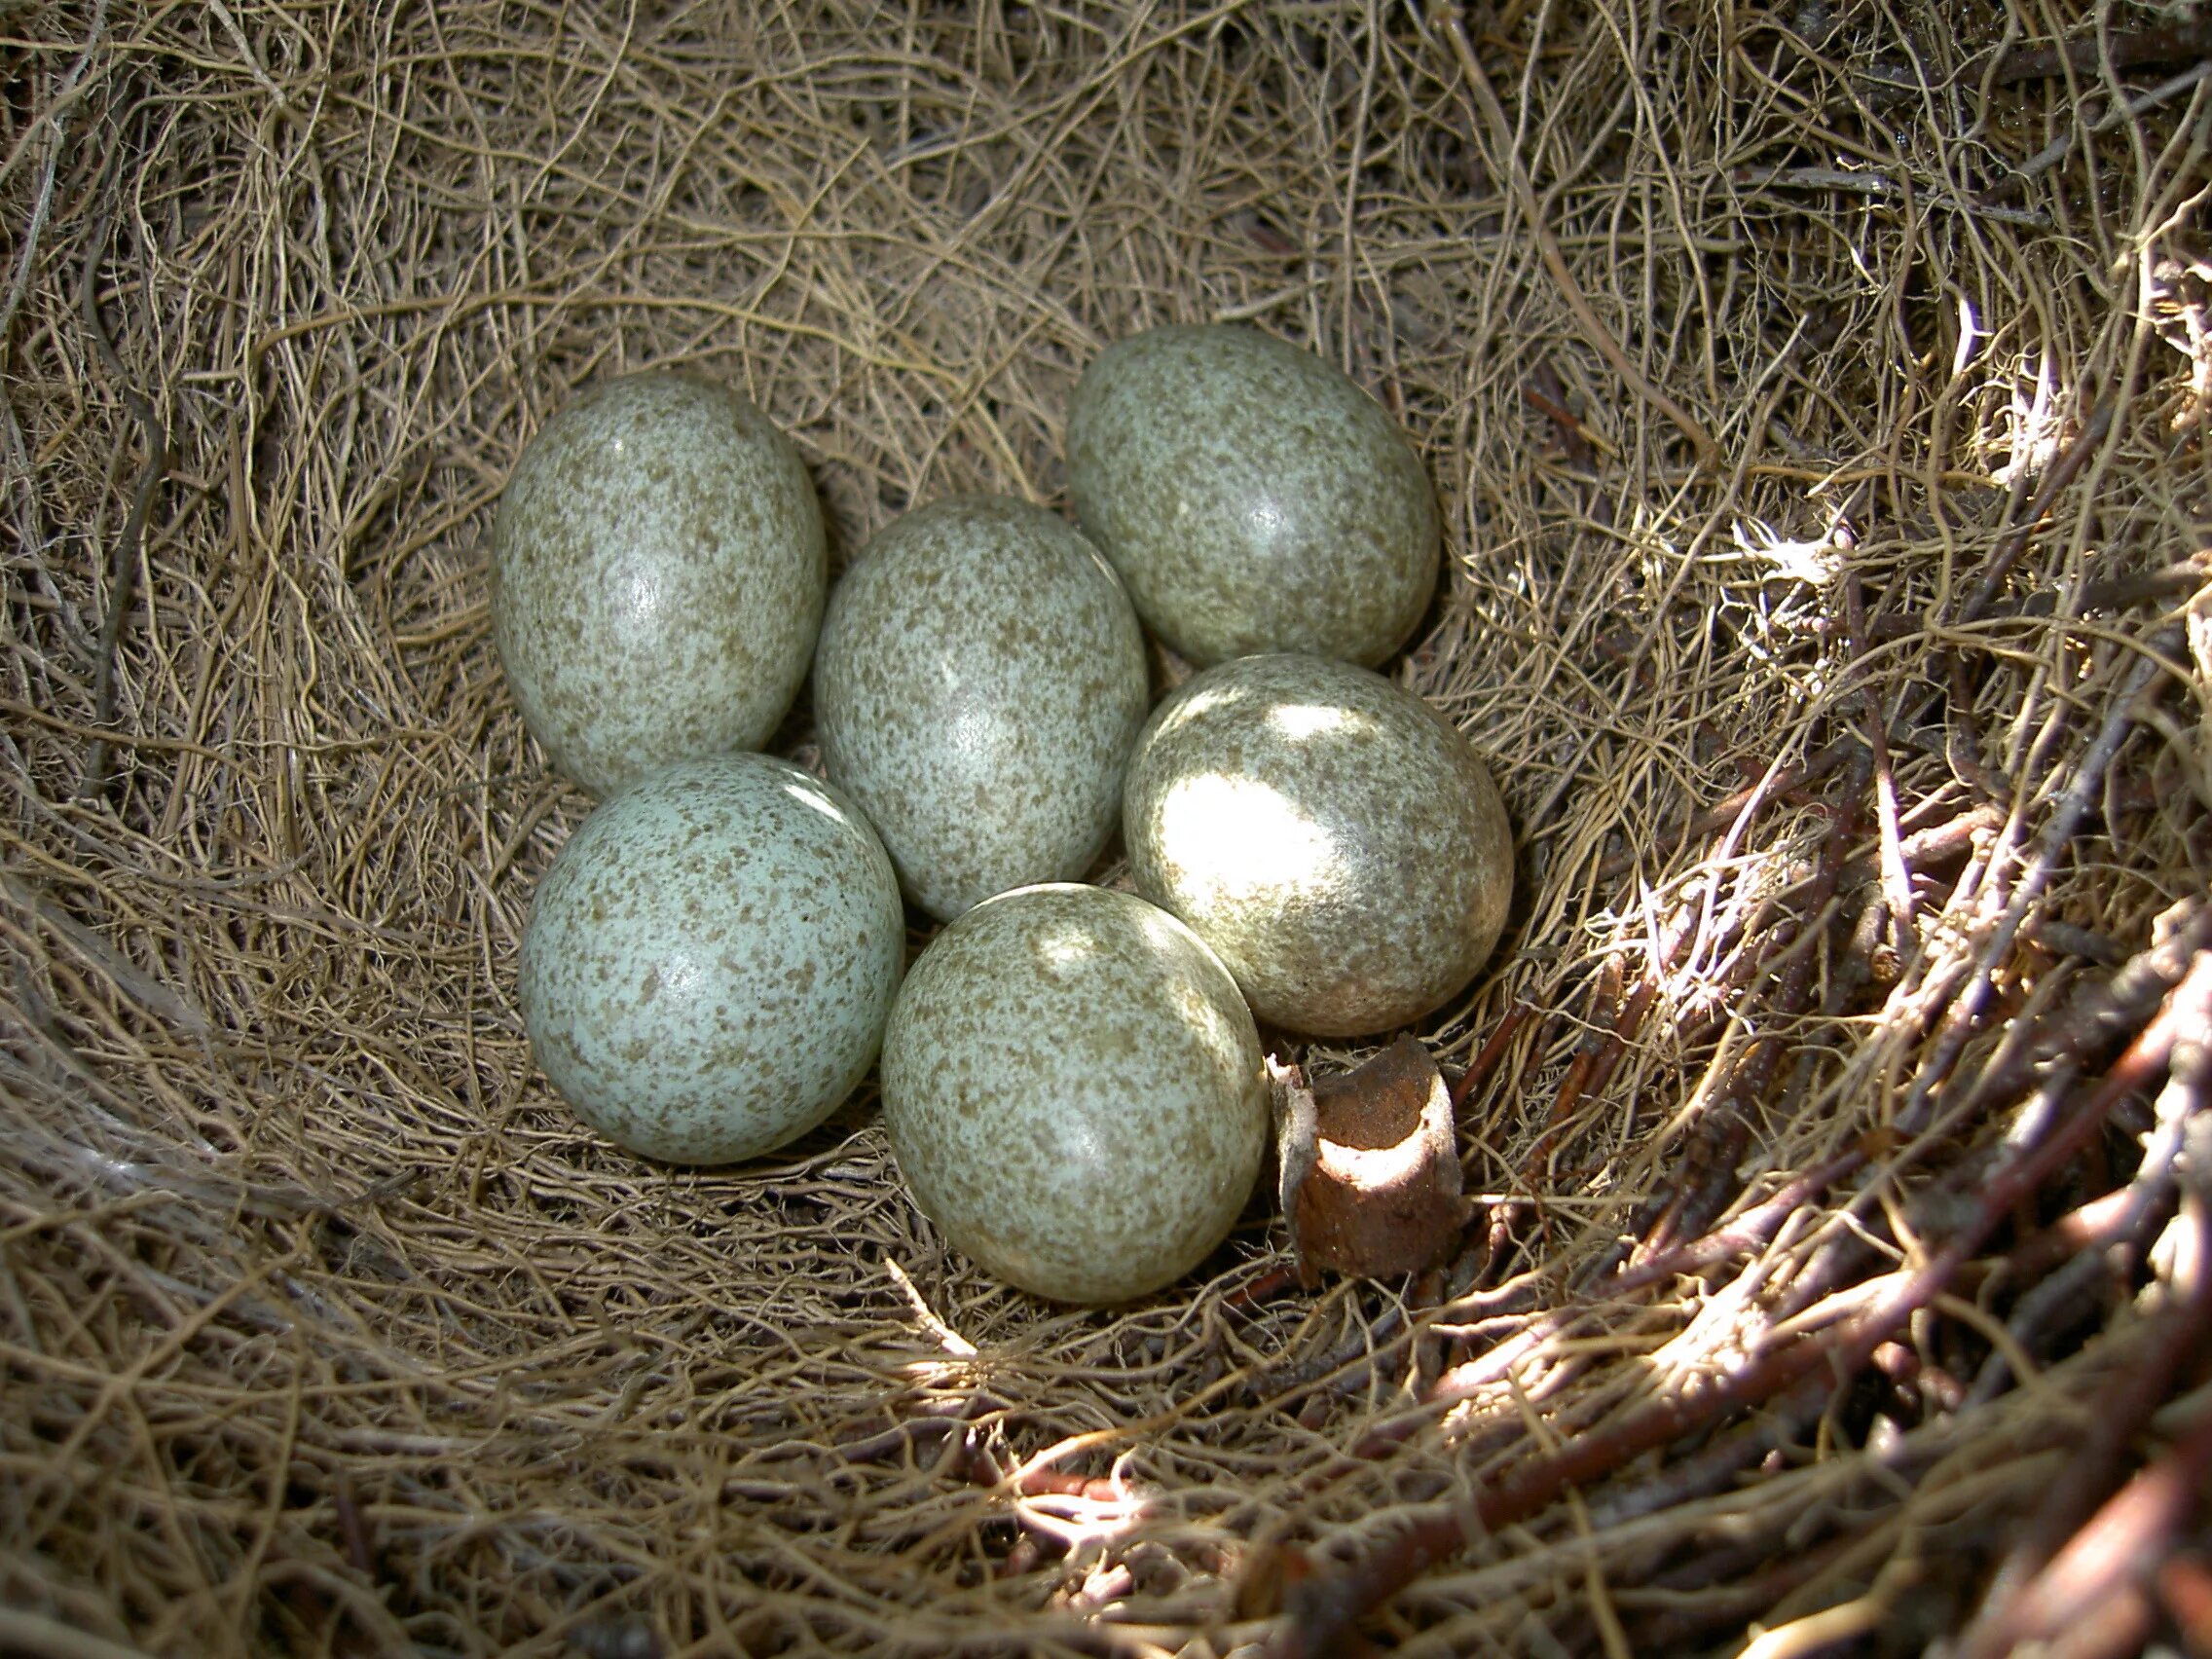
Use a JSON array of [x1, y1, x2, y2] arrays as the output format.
[[1065, 324, 1439, 668], [490, 371, 827, 797], [880, 884, 1269, 1304], [813, 496, 1149, 921], [517, 754, 904, 1164], [1123, 653, 1513, 1037]]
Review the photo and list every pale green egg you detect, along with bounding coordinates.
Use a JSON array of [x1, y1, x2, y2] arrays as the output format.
[[880, 884, 1269, 1304], [1123, 653, 1514, 1037], [490, 371, 826, 797], [1066, 324, 1439, 668], [813, 496, 1148, 922], [518, 754, 904, 1164]]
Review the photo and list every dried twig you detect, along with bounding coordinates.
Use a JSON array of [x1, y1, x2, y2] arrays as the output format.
[[1844, 570, 1914, 955], [1962, 1204, 2212, 1658], [1641, 744, 1873, 1256], [1957, 401, 2114, 625], [1959, 896, 2211, 1125], [2002, 62, 2212, 189], [1988, 21, 2212, 86], [1963, 1402, 2212, 1658], [1450, 1002, 1533, 1113], [1354, 1149, 1863, 1456], [1435, 4, 1721, 471], [1268, 956, 2211, 1655], [1517, 956, 1625, 1181], [1896, 638, 2181, 1138], [1598, 1150, 1865, 1296], [1595, 735, 1860, 882], [2156, 1552, 2212, 1649], [77, 137, 169, 801]]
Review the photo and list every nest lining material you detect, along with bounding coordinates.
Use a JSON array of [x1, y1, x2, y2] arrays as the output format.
[[4, 2, 2211, 1655]]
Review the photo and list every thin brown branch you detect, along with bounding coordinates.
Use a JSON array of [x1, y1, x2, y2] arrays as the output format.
[[1988, 22, 2212, 86], [1845, 570, 1914, 954], [1961, 1200, 2212, 1659], [1517, 955, 1625, 1181], [1600, 1150, 1866, 1296], [1595, 735, 1860, 882], [1962, 895, 2212, 1123], [1964, 1397, 2212, 1658], [1897, 636, 2182, 1137], [2000, 1184, 2166, 1284], [1268, 954, 2210, 1656], [1435, 5, 1721, 471], [76, 141, 170, 802], [1450, 1002, 1534, 1113], [2155, 1552, 2212, 1651], [1642, 744, 1873, 1256], [1958, 400, 2114, 625], [1354, 1149, 1862, 1458]]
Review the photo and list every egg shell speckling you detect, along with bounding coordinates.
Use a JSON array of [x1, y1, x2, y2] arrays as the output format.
[[813, 496, 1149, 922], [517, 754, 904, 1164], [1123, 653, 1514, 1037], [490, 371, 827, 798], [880, 884, 1269, 1305], [1065, 324, 1439, 668]]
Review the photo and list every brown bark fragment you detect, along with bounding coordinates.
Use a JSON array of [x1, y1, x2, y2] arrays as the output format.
[[1273, 1036, 1470, 1285]]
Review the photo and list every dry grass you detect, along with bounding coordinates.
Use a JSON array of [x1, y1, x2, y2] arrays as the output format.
[[4, 2, 2210, 1654]]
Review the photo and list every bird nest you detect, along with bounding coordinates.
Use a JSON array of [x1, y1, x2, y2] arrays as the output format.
[[5, 3, 2211, 1655]]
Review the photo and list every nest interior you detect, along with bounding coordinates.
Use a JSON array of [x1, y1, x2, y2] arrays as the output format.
[[5, 3, 2212, 1655]]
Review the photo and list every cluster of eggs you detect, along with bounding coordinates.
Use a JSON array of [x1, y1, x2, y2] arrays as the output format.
[[497, 327, 1514, 1304]]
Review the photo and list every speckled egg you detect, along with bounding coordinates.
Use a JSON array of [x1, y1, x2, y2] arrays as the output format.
[[880, 884, 1269, 1304], [1123, 653, 1513, 1037], [490, 371, 827, 797], [517, 754, 904, 1164], [813, 496, 1149, 922], [1065, 324, 1440, 668]]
